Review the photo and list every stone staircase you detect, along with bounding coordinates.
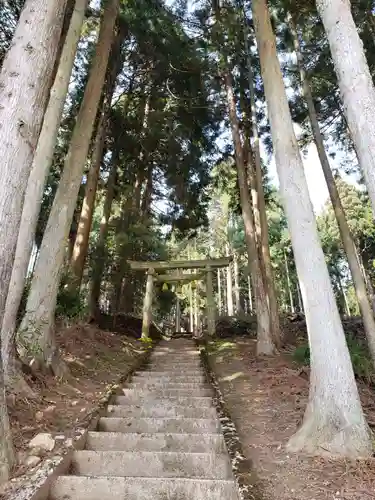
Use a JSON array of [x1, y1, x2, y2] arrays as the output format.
[[49, 338, 240, 499]]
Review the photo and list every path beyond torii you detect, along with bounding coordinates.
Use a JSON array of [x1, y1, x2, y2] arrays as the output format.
[[128, 257, 232, 337], [49, 338, 240, 499]]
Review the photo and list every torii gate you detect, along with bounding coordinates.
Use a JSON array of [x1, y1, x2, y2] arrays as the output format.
[[128, 257, 232, 338]]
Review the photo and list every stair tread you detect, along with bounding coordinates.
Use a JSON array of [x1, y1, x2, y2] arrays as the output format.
[[50, 475, 240, 500], [47, 340, 239, 500], [71, 449, 232, 479]]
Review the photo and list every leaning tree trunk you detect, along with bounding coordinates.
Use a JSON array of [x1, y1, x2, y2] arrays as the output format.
[[0, 0, 68, 479], [224, 70, 275, 355], [242, 8, 280, 346], [18, 0, 120, 375], [69, 27, 125, 290], [288, 13, 375, 366], [315, 0, 375, 216], [1, 0, 87, 395], [252, 0, 371, 457]]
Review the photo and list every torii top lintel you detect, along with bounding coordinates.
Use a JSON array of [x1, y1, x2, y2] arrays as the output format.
[[128, 256, 232, 271]]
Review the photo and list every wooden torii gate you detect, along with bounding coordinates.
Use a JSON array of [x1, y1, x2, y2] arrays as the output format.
[[128, 257, 232, 338]]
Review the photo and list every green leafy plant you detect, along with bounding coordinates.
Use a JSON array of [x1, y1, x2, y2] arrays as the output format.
[[56, 286, 85, 319], [293, 335, 374, 384]]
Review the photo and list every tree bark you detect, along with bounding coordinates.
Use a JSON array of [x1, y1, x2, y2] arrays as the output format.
[[242, 7, 280, 345], [288, 13, 375, 365], [247, 275, 253, 313], [315, 0, 375, 216], [226, 248, 234, 316], [253, 0, 371, 457], [88, 72, 137, 317], [18, 0, 120, 374], [233, 253, 241, 314], [0, 0, 68, 479], [284, 250, 295, 314], [69, 27, 125, 289], [296, 280, 304, 314], [140, 165, 153, 218], [89, 156, 118, 318], [1, 0, 87, 395], [217, 268, 222, 315], [224, 69, 275, 355]]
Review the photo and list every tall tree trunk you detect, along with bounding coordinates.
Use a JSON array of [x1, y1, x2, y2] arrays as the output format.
[[89, 74, 136, 318], [89, 156, 118, 318], [217, 268, 222, 315], [226, 248, 234, 316], [336, 267, 351, 316], [315, 0, 375, 216], [252, 0, 371, 457], [242, 6, 280, 345], [359, 253, 375, 313], [247, 275, 253, 313], [140, 166, 153, 217], [69, 103, 106, 288], [288, 12, 375, 367], [284, 250, 295, 314], [69, 27, 125, 289], [0, 0, 68, 480], [1, 0, 87, 395], [18, 0, 120, 375], [233, 253, 241, 313], [223, 69, 275, 355], [296, 280, 304, 314]]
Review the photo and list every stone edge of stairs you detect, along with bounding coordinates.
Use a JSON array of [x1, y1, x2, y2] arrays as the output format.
[[4, 344, 155, 500]]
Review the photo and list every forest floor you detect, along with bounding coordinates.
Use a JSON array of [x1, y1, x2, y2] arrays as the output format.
[[208, 336, 375, 500], [6, 322, 145, 481]]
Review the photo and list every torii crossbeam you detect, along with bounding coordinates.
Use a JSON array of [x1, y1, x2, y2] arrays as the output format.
[[128, 257, 232, 338]]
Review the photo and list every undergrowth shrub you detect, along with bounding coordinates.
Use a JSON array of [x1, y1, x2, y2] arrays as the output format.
[[56, 286, 85, 319], [293, 335, 374, 384]]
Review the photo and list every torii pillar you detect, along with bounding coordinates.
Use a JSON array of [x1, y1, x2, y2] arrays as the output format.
[[206, 266, 216, 336], [141, 268, 154, 339]]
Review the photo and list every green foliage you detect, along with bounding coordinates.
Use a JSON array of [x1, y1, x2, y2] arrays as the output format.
[[293, 336, 374, 384], [56, 286, 85, 319], [293, 344, 310, 364]]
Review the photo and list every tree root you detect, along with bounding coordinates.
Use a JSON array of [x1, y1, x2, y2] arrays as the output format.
[[286, 405, 373, 458]]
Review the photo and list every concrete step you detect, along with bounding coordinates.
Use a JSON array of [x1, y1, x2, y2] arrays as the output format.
[[71, 450, 232, 479], [150, 355, 200, 360], [98, 417, 221, 434], [142, 369, 202, 375], [121, 387, 212, 397], [86, 432, 226, 453], [114, 395, 213, 407], [106, 404, 217, 419], [50, 476, 240, 500], [133, 373, 204, 381], [128, 382, 208, 390], [149, 358, 201, 363], [131, 377, 206, 384], [147, 364, 202, 371]]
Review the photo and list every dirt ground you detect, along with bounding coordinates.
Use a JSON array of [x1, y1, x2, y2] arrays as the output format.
[[7, 322, 145, 479], [208, 337, 375, 500]]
